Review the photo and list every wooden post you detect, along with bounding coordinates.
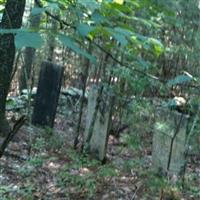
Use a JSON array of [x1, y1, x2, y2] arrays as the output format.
[[32, 61, 63, 127]]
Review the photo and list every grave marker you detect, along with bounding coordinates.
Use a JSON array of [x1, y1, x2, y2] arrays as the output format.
[[32, 61, 63, 127]]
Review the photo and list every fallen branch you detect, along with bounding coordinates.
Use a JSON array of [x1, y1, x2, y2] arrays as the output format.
[[0, 115, 26, 158]]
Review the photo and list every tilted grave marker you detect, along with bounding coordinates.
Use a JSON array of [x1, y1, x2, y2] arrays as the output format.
[[84, 86, 112, 161], [32, 61, 63, 127], [152, 108, 189, 175]]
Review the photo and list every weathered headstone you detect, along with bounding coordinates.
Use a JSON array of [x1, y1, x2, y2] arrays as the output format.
[[32, 61, 63, 127], [152, 109, 189, 175], [84, 86, 112, 161]]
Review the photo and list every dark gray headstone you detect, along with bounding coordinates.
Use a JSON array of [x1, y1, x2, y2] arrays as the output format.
[[32, 61, 63, 127]]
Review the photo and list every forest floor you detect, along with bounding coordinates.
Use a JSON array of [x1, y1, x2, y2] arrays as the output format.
[[1, 104, 200, 200]]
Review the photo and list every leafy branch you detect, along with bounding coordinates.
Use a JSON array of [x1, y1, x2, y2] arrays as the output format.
[[34, 0, 162, 82]]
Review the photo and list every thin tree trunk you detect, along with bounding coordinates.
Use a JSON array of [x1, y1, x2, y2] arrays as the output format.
[[74, 42, 92, 148], [0, 0, 25, 136], [47, 17, 58, 61], [19, 1, 41, 93]]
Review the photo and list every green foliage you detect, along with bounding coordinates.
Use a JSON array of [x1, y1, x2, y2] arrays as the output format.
[[122, 98, 154, 132], [28, 157, 44, 168], [18, 183, 35, 200], [98, 165, 118, 177], [58, 149, 99, 198], [76, 23, 95, 37], [121, 159, 140, 172], [6, 97, 24, 110], [59, 170, 97, 198], [146, 173, 167, 190], [122, 134, 142, 151], [57, 149, 122, 198], [167, 74, 193, 87], [77, 0, 100, 12], [31, 7, 46, 16], [32, 137, 46, 151], [58, 34, 96, 63], [0, 28, 43, 49], [0, 186, 16, 200], [17, 164, 34, 177], [17, 156, 44, 177], [15, 30, 43, 49]]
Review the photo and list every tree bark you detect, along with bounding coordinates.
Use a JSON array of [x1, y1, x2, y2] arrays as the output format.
[[0, 0, 25, 136]]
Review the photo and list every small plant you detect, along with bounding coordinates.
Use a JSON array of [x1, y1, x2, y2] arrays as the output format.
[[46, 133, 65, 150], [0, 186, 15, 200], [17, 156, 44, 177], [18, 183, 35, 200], [32, 137, 46, 151], [17, 165, 35, 177], [159, 187, 181, 200], [122, 159, 140, 172], [58, 170, 97, 198], [121, 134, 142, 151], [57, 150, 100, 198], [98, 165, 118, 177], [28, 157, 44, 167]]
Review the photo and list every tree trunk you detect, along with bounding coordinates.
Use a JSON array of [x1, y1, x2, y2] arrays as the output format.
[[19, 1, 41, 93], [0, 0, 25, 136], [47, 17, 58, 61]]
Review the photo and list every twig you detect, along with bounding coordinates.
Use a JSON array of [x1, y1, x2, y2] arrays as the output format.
[[131, 182, 142, 200], [167, 113, 184, 171]]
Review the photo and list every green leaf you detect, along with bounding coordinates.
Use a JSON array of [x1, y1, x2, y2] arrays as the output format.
[[15, 31, 43, 49], [0, 28, 18, 34], [113, 0, 124, 5], [114, 27, 133, 37], [46, 2, 60, 11], [91, 11, 107, 24], [148, 38, 164, 56], [76, 23, 95, 37], [167, 74, 193, 87], [109, 2, 131, 13], [135, 57, 151, 70], [113, 32, 128, 46], [31, 7, 45, 16], [106, 28, 128, 46], [77, 0, 100, 12], [58, 34, 96, 63]]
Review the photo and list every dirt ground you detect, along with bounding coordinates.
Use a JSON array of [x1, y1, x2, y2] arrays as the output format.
[[0, 111, 200, 200]]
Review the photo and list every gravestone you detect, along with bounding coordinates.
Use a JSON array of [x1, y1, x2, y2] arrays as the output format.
[[32, 61, 63, 127], [84, 86, 112, 161], [152, 108, 189, 175]]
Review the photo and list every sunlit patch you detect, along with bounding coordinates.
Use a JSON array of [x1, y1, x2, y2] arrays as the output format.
[[79, 167, 90, 176], [46, 161, 61, 173]]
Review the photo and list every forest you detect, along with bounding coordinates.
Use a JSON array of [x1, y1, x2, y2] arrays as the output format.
[[0, 0, 200, 199]]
